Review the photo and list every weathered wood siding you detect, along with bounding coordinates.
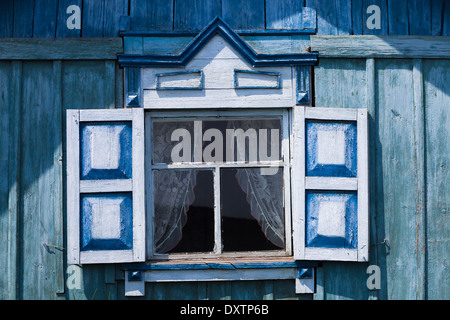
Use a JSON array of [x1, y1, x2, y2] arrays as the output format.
[[0, 0, 448, 37], [0, 43, 124, 298], [312, 48, 450, 299], [0, 1, 448, 301]]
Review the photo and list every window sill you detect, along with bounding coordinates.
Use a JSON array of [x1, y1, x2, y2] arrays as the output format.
[[122, 257, 317, 297]]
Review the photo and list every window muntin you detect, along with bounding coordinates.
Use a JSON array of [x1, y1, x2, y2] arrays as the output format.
[[147, 110, 291, 259]]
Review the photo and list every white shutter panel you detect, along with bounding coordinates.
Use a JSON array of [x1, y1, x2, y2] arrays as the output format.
[[292, 107, 369, 262], [67, 108, 145, 264]]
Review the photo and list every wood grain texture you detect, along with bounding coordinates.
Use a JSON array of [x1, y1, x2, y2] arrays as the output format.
[[174, 0, 221, 32], [33, 0, 58, 37], [423, 59, 450, 299], [130, 0, 174, 31], [375, 59, 419, 299], [311, 36, 450, 58], [0, 0, 446, 37], [265, 0, 303, 30], [20, 61, 63, 299], [0, 38, 123, 60], [222, 0, 265, 30]]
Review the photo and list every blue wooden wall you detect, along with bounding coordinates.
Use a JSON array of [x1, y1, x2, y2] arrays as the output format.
[[0, 0, 449, 300], [0, 0, 449, 37]]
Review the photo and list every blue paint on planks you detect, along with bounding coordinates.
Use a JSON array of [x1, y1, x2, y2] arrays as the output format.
[[408, 0, 432, 35], [222, 0, 265, 30], [265, 0, 303, 30], [33, 0, 58, 37], [387, 0, 409, 35], [0, 1, 14, 37], [305, 191, 358, 249], [80, 193, 133, 251], [174, 0, 221, 32], [130, 0, 174, 31], [82, 0, 105, 37], [305, 120, 357, 178], [13, 0, 34, 37], [80, 122, 132, 180], [56, 0, 82, 38]]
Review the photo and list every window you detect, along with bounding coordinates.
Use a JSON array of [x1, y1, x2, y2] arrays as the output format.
[[146, 110, 291, 259], [66, 107, 369, 265]]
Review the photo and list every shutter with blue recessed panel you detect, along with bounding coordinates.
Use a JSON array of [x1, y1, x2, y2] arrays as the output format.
[[67, 108, 145, 264], [292, 107, 369, 262]]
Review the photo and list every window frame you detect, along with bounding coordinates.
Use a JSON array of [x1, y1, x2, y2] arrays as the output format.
[[145, 109, 292, 260]]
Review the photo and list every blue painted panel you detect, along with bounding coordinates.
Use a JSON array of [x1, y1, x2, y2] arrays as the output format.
[[305, 191, 357, 249], [80, 193, 133, 251], [80, 122, 132, 180], [305, 120, 357, 177]]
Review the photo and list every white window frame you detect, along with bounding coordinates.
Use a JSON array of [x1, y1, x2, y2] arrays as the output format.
[[145, 109, 292, 260]]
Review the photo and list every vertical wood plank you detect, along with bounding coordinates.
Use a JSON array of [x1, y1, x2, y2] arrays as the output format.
[[352, 0, 364, 34], [265, 0, 303, 30], [7, 61, 22, 299], [443, 0, 450, 36], [103, 0, 129, 37], [423, 59, 450, 299], [222, 0, 265, 30], [305, 0, 338, 35], [174, 0, 221, 32], [408, 0, 432, 35], [431, 0, 445, 36], [104, 61, 116, 109], [33, 0, 58, 37], [362, 0, 388, 35], [366, 58, 380, 299], [0, 62, 11, 299], [20, 61, 62, 299], [13, 0, 35, 37], [0, 1, 14, 37], [82, 0, 105, 37], [130, 0, 174, 31], [335, 0, 352, 35], [52, 60, 65, 294], [314, 58, 367, 108], [376, 59, 418, 299], [387, 0, 409, 35], [56, 0, 82, 38], [413, 59, 426, 299]]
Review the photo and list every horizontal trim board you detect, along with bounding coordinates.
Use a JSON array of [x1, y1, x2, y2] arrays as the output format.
[[79, 179, 133, 193], [304, 107, 358, 121], [79, 109, 133, 122], [0, 38, 123, 60], [143, 268, 298, 282], [120, 30, 315, 37], [122, 260, 317, 271], [80, 250, 134, 264], [305, 177, 358, 190], [311, 36, 450, 58]]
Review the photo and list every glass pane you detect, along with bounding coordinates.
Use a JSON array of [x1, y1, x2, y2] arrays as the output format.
[[152, 118, 281, 164], [220, 168, 284, 252], [153, 170, 214, 254]]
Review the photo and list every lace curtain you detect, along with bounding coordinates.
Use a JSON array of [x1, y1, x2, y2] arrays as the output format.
[[152, 119, 284, 253]]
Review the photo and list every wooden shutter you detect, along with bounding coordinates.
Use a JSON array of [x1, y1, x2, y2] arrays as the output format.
[[67, 108, 145, 264], [292, 107, 369, 261]]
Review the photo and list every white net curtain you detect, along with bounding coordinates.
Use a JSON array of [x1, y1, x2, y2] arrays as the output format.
[[152, 119, 284, 253]]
